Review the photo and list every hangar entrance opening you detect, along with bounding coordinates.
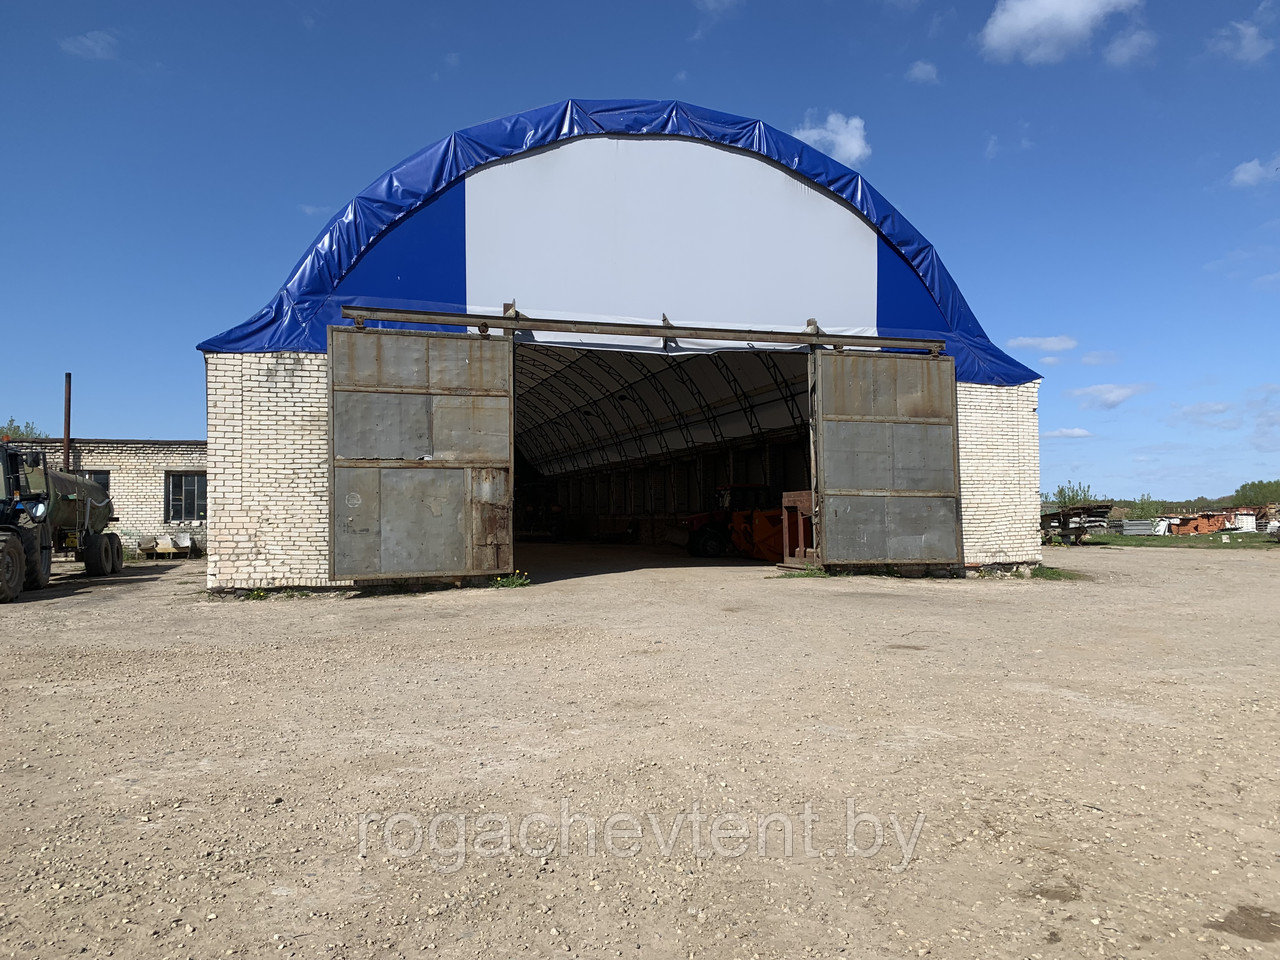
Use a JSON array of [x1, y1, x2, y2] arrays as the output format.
[[510, 341, 811, 566], [327, 319, 962, 582]]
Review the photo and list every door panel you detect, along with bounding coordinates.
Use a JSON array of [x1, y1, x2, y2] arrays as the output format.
[[430, 395, 512, 462], [333, 392, 434, 461], [333, 467, 381, 574], [379, 468, 468, 574], [811, 350, 962, 566], [329, 327, 514, 580]]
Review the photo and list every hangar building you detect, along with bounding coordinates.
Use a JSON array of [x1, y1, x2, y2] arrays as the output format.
[[198, 99, 1041, 589]]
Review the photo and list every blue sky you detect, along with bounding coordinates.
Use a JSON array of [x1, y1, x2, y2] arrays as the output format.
[[1, 0, 1276, 499]]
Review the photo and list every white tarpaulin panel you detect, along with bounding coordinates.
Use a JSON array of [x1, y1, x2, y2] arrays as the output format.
[[464, 137, 879, 347]]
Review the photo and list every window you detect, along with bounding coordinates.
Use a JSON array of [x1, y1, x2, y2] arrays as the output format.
[[78, 470, 110, 494], [166, 472, 207, 522]]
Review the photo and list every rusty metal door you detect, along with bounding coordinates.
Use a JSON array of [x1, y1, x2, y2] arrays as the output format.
[[328, 327, 513, 580], [809, 350, 962, 566]]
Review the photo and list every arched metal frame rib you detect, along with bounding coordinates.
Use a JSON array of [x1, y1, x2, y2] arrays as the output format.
[[514, 352, 619, 473], [663, 355, 726, 444], [614, 351, 697, 450], [517, 350, 640, 471], [707, 353, 762, 437], [754, 352, 807, 428], [575, 350, 673, 457]]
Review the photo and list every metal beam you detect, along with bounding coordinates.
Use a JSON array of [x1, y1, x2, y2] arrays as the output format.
[[708, 353, 762, 437], [755, 352, 807, 428], [340, 306, 946, 355]]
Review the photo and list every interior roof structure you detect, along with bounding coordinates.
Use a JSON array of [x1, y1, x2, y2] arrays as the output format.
[[514, 343, 808, 476]]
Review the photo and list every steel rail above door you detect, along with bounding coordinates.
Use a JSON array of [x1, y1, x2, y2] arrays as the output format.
[[339, 306, 947, 356]]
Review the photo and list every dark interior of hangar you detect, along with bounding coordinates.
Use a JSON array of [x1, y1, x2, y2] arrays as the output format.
[[511, 343, 812, 555]]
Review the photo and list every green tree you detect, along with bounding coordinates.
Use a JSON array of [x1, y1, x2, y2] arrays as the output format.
[[1128, 493, 1165, 519], [1232, 479, 1280, 505], [1, 418, 48, 439], [1054, 480, 1097, 509]]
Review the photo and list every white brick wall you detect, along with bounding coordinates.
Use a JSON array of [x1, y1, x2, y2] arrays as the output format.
[[205, 353, 343, 590], [956, 380, 1043, 566], [205, 352, 1042, 587], [23, 438, 207, 551]]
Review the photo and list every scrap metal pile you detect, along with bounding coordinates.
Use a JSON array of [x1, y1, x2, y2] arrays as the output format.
[[1040, 502, 1113, 545]]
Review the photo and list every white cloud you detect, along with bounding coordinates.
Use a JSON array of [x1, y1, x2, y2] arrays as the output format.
[[674, 69, 688, 82], [1082, 350, 1118, 365], [927, 10, 954, 39], [1187, 402, 1231, 415], [690, 0, 741, 37], [980, 0, 1140, 64], [1070, 382, 1151, 409], [1042, 427, 1093, 438], [1170, 401, 1240, 430], [1248, 384, 1280, 445], [1039, 355, 1061, 366], [905, 60, 939, 83], [1205, 244, 1278, 277], [298, 204, 332, 216], [984, 134, 1000, 160], [791, 112, 871, 167], [1104, 26, 1156, 65], [444, 52, 460, 68], [1231, 154, 1280, 187], [1007, 335, 1078, 351], [58, 29, 119, 60], [1209, 19, 1275, 62]]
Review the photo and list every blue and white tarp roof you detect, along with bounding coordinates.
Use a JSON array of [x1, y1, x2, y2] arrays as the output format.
[[198, 99, 1038, 386]]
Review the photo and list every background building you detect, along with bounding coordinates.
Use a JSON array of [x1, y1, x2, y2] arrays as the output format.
[[21, 438, 207, 553]]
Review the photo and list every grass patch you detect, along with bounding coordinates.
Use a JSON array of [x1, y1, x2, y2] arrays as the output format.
[[491, 570, 532, 588], [1083, 532, 1279, 550], [237, 587, 313, 600], [1030, 565, 1091, 581], [776, 565, 831, 579]]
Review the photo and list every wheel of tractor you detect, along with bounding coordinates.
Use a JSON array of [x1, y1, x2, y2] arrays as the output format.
[[0, 533, 24, 603], [20, 523, 51, 590], [83, 533, 112, 577], [107, 532, 124, 574], [694, 526, 729, 558]]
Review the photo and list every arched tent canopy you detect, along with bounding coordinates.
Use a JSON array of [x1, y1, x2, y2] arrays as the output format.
[[198, 98, 1037, 388]]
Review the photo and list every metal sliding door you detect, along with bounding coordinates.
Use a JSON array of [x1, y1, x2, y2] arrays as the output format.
[[810, 350, 962, 566], [328, 327, 513, 580]]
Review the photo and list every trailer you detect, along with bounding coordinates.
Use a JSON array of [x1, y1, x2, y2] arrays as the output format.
[[1040, 502, 1113, 545], [0, 442, 121, 602]]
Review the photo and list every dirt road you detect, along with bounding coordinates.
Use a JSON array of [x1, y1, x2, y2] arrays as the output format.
[[1, 545, 1277, 958]]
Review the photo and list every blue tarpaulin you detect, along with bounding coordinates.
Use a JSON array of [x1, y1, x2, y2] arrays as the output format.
[[198, 99, 1038, 386]]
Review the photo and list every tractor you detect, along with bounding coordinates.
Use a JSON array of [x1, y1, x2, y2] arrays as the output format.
[[679, 484, 786, 563], [0, 441, 121, 602]]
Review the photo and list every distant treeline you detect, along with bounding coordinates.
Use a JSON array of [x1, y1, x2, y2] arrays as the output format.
[[1044, 479, 1280, 518]]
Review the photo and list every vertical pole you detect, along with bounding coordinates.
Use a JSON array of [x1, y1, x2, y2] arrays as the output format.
[[63, 372, 71, 472]]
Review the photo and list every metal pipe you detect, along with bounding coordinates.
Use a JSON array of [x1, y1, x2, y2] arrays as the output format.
[[339, 306, 947, 355], [62, 372, 71, 472]]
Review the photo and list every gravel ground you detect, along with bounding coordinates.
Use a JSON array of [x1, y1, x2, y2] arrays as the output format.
[[1, 543, 1277, 959]]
